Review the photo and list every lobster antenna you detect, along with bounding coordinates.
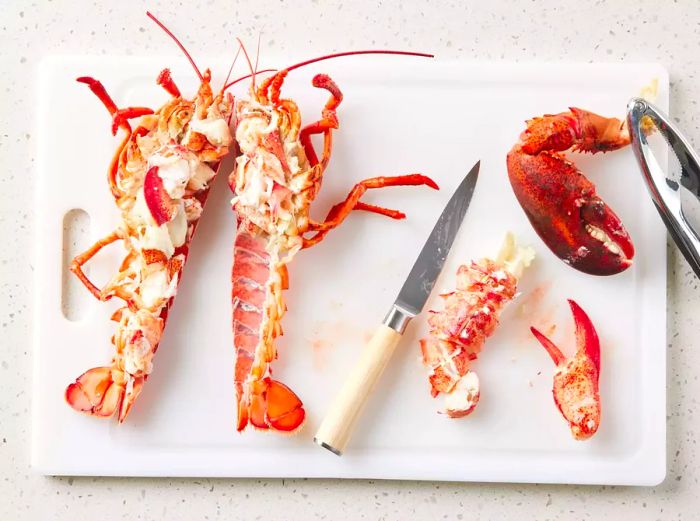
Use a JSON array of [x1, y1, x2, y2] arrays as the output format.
[[223, 49, 433, 91], [283, 49, 434, 73], [222, 43, 243, 94], [236, 37, 257, 90], [254, 31, 263, 80], [224, 69, 277, 90], [146, 11, 204, 82]]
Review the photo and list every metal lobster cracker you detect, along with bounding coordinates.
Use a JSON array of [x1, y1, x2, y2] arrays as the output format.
[[627, 98, 700, 279]]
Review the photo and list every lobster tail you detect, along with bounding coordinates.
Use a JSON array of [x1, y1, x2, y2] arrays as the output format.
[[232, 228, 304, 433], [420, 233, 534, 418], [65, 365, 144, 422], [237, 378, 305, 432]]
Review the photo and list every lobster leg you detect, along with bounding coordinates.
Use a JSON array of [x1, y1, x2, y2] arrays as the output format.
[[76, 77, 152, 136], [77, 77, 144, 198], [255, 74, 275, 104], [156, 68, 181, 97], [77, 76, 119, 115], [70, 230, 123, 300], [110, 107, 154, 136], [303, 174, 438, 248], [353, 201, 406, 219], [299, 74, 343, 169], [269, 71, 290, 105]]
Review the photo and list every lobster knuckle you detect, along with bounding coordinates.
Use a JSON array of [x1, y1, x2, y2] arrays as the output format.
[[569, 107, 630, 152]]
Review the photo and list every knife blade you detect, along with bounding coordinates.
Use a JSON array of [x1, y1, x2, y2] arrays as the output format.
[[314, 161, 480, 455], [387, 160, 480, 329]]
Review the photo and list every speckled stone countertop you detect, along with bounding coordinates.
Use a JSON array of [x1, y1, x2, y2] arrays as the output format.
[[2, 0, 699, 519]]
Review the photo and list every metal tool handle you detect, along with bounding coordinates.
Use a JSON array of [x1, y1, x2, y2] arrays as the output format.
[[314, 306, 410, 456], [627, 98, 700, 279]]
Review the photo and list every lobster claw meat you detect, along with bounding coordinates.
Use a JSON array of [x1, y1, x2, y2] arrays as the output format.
[[530, 299, 601, 440], [143, 166, 176, 226], [507, 108, 634, 275]]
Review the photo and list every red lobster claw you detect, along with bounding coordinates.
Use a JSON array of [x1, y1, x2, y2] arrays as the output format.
[[507, 108, 634, 275], [530, 299, 601, 440]]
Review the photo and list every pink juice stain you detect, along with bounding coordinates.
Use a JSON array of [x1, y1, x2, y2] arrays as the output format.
[[311, 338, 332, 370], [513, 281, 557, 343], [308, 318, 368, 370]]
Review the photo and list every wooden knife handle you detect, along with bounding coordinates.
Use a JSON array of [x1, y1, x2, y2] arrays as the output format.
[[314, 324, 403, 456]]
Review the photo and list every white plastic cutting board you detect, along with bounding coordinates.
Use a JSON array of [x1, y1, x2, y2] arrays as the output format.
[[33, 56, 668, 484]]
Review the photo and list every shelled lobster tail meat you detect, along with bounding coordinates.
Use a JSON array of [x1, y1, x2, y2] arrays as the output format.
[[65, 13, 233, 422], [420, 233, 534, 417], [530, 299, 601, 440], [506, 108, 634, 275], [229, 48, 437, 433]]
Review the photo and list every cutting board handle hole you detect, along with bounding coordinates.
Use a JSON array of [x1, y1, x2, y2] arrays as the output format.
[[62, 209, 91, 321]]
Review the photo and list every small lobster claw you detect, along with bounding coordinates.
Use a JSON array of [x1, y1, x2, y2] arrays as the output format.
[[530, 299, 601, 440], [507, 108, 634, 276]]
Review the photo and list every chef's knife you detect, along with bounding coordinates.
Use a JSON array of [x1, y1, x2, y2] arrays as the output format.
[[314, 161, 480, 455]]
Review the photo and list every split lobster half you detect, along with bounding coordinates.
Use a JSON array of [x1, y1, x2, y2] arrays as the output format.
[[531, 299, 601, 440], [507, 108, 635, 275], [229, 49, 437, 432], [65, 13, 239, 421]]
